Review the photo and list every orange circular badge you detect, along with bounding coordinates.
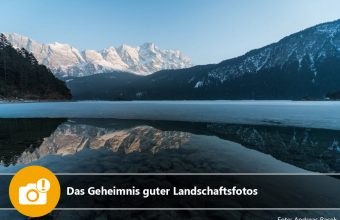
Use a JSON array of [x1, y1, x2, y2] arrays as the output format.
[[9, 166, 61, 217]]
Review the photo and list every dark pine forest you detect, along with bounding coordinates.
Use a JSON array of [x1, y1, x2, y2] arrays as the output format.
[[0, 34, 71, 100]]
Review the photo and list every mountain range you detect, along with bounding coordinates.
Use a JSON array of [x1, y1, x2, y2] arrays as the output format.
[[5, 33, 192, 78], [68, 19, 340, 100]]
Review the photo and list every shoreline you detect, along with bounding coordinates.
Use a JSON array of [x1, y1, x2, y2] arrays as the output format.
[[0, 99, 72, 104], [0, 99, 339, 104]]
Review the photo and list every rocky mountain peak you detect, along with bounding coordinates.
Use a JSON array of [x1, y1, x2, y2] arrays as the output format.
[[4, 33, 192, 78]]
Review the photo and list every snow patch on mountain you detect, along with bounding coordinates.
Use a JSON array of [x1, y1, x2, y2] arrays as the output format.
[[194, 81, 204, 88], [202, 19, 340, 86], [5, 33, 192, 77]]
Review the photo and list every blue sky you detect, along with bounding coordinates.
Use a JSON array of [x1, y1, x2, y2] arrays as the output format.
[[1, 0, 340, 64]]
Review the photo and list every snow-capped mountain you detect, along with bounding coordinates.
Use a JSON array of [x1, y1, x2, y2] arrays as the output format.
[[5, 33, 192, 77], [205, 19, 340, 85], [68, 19, 340, 100]]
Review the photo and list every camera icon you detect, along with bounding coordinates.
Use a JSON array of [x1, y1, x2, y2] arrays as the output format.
[[19, 178, 51, 205]]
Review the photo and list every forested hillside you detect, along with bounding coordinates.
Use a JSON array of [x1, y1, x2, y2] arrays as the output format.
[[0, 34, 71, 100]]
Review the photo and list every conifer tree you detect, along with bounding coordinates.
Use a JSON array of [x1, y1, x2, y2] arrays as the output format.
[[0, 33, 71, 100]]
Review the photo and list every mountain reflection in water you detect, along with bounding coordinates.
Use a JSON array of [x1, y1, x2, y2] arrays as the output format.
[[0, 119, 66, 165], [1, 118, 340, 173], [0, 119, 340, 220], [16, 123, 190, 164]]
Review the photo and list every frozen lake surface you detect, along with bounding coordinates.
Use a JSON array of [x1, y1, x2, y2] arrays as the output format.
[[1, 101, 340, 130]]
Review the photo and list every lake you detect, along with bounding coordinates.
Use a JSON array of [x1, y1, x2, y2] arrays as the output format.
[[1, 100, 340, 130], [0, 101, 340, 219]]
